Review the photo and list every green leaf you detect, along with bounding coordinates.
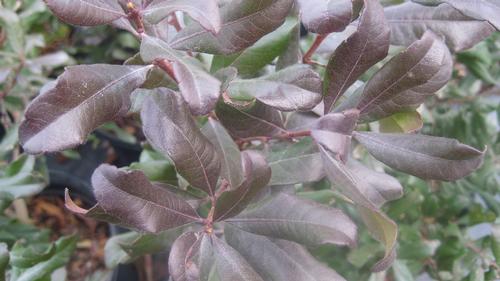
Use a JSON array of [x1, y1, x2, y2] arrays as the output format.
[[0, 155, 46, 200], [0, 243, 8, 281], [379, 111, 423, 133], [0, 7, 24, 54], [10, 242, 55, 268]]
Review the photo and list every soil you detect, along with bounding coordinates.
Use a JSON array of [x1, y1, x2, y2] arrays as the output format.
[[27, 195, 109, 281]]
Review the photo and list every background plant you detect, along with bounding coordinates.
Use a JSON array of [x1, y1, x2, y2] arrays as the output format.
[[7, 0, 500, 281]]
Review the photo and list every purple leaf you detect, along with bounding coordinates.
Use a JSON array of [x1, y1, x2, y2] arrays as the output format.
[[140, 35, 221, 115], [214, 150, 271, 221], [141, 89, 221, 196], [169, 232, 204, 281], [90, 164, 201, 233], [44, 0, 126, 26], [19, 64, 152, 154], [143, 0, 221, 33], [227, 192, 357, 248], [357, 31, 453, 121], [297, 0, 352, 34], [353, 131, 485, 181], [323, 0, 390, 114], [170, 0, 294, 55]]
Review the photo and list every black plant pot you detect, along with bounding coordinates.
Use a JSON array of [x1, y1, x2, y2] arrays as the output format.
[[45, 142, 140, 281], [94, 130, 142, 167]]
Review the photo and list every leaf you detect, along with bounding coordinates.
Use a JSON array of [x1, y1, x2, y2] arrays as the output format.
[[227, 192, 357, 248], [201, 119, 244, 189], [353, 131, 485, 181], [214, 151, 271, 221], [211, 18, 298, 76], [297, 0, 352, 34], [212, 236, 264, 281], [267, 138, 324, 185], [168, 232, 203, 281], [143, 0, 221, 33], [276, 19, 301, 70], [141, 89, 221, 195], [323, 0, 390, 114], [170, 0, 294, 55], [0, 243, 8, 279], [0, 7, 24, 53], [319, 146, 398, 271], [19, 64, 152, 154], [413, 0, 500, 30], [227, 79, 322, 112], [15, 235, 77, 281], [265, 64, 322, 94], [90, 164, 201, 233], [311, 130, 351, 162], [0, 155, 46, 200], [384, 2, 495, 52], [44, 0, 126, 26], [225, 225, 347, 281], [379, 111, 423, 133], [313, 109, 360, 135], [357, 31, 452, 121], [216, 101, 285, 139], [140, 35, 221, 115]]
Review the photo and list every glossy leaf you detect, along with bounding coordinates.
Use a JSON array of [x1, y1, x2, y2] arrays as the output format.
[[384, 2, 495, 52], [225, 225, 347, 281], [44, 0, 126, 26], [214, 150, 271, 221], [354, 131, 485, 181], [90, 164, 201, 233], [141, 89, 221, 195], [170, 0, 294, 55], [19, 64, 152, 154], [323, 0, 390, 114], [140, 35, 221, 115], [227, 192, 357, 248], [216, 101, 285, 139], [297, 0, 352, 34], [202, 118, 244, 189], [357, 31, 452, 121], [143, 0, 221, 33]]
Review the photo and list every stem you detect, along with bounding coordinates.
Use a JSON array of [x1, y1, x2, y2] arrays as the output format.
[[303, 34, 327, 65], [127, 2, 145, 34], [235, 130, 311, 146], [154, 59, 178, 82], [168, 13, 182, 32]]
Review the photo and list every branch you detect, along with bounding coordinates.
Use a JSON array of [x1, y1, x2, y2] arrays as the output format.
[[303, 34, 327, 65]]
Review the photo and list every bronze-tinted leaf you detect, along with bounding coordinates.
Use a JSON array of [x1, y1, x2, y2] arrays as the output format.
[[20, 64, 152, 154], [214, 150, 271, 221], [90, 164, 201, 233], [353, 131, 485, 181], [323, 0, 390, 114], [141, 89, 221, 196], [170, 0, 294, 55], [140, 35, 221, 115], [297, 0, 352, 34], [357, 31, 452, 121], [143, 0, 221, 33], [227, 192, 357, 248], [225, 225, 347, 281], [44, 0, 126, 26], [385, 2, 495, 52]]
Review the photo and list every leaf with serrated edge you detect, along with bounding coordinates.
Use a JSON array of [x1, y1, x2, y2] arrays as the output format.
[[141, 89, 221, 196], [227, 192, 357, 248], [202, 118, 244, 189], [140, 35, 221, 115], [225, 225, 347, 281], [44, 0, 126, 26], [323, 0, 390, 114], [170, 0, 294, 55], [357, 31, 452, 121], [297, 0, 352, 34], [214, 150, 271, 221], [19, 64, 152, 154], [384, 2, 495, 52], [143, 0, 221, 33], [89, 164, 201, 233], [353, 131, 485, 181]]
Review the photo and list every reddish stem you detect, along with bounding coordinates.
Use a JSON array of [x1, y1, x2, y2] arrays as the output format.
[[154, 59, 178, 82], [127, 2, 145, 34], [303, 34, 327, 65]]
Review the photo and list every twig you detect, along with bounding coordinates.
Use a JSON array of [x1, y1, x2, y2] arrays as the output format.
[[303, 34, 327, 65], [127, 2, 145, 34]]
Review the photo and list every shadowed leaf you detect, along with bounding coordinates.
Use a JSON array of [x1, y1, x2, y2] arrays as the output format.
[[44, 0, 126, 26]]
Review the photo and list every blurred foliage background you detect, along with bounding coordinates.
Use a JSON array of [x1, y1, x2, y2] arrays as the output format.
[[0, 0, 499, 280]]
